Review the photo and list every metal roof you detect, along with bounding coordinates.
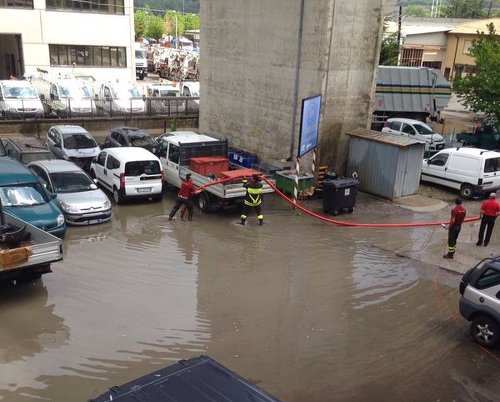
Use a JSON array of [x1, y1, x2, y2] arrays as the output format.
[[345, 128, 424, 147], [89, 355, 281, 402], [449, 18, 500, 35], [161, 131, 221, 145]]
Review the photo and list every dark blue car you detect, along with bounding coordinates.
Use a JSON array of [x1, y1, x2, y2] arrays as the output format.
[[0, 158, 66, 237]]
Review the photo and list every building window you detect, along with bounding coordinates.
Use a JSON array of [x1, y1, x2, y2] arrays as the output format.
[[463, 40, 473, 55], [49, 45, 127, 68], [0, 0, 33, 9], [46, 0, 124, 15], [400, 48, 424, 67]]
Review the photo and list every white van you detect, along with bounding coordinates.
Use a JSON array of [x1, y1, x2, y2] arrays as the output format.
[[31, 77, 95, 116], [94, 81, 145, 115], [421, 148, 500, 199], [90, 147, 163, 204], [0, 80, 44, 118]]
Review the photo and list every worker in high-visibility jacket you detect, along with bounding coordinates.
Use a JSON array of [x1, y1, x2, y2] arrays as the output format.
[[240, 174, 264, 225]]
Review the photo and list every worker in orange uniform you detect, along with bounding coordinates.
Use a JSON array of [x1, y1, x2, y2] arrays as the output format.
[[476, 192, 500, 247], [443, 197, 466, 259], [240, 174, 264, 225], [168, 173, 200, 221]]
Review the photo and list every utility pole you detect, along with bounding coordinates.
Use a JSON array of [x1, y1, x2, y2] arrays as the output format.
[[397, 5, 402, 55], [488, 0, 493, 17]]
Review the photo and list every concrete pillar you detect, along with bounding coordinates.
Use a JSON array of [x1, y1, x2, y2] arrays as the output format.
[[200, 0, 385, 173]]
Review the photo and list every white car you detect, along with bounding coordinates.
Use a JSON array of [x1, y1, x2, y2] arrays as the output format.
[[90, 147, 163, 204], [382, 118, 445, 154]]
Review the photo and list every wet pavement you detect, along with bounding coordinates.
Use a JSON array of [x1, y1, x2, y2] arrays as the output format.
[[1, 185, 499, 402]]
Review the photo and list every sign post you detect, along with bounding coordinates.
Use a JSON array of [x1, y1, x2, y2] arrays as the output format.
[[294, 94, 321, 205]]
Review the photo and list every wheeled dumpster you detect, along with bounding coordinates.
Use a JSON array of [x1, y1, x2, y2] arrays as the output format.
[[323, 177, 359, 215]]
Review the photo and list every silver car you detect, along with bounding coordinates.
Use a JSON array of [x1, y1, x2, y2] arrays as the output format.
[[27, 159, 112, 226]]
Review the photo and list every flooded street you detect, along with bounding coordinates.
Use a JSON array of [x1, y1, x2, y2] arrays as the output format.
[[1, 192, 499, 402]]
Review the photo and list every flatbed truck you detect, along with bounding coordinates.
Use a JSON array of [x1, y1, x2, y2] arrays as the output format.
[[155, 131, 273, 212], [0, 212, 63, 283]]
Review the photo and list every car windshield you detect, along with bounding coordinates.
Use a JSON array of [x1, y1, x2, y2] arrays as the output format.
[[413, 123, 435, 135], [0, 184, 47, 207], [135, 50, 147, 59], [130, 133, 153, 146], [59, 82, 91, 99], [63, 134, 97, 149], [112, 85, 141, 99], [50, 171, 95, 193], [21, 152, 54, 164], [2, 83, 38, 99]]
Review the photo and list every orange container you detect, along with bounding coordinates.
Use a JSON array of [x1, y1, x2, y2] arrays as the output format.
[[189, 156, 229, 177], [0, 246, 32, 267]]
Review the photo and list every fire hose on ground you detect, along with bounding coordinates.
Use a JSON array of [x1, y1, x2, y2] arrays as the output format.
[[194, 173, 480, 228]]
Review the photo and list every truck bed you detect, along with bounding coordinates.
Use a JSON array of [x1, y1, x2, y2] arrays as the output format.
[[180, 166, 274, 199], [90, 355, 281, 402], [0, 212, 63, 280]]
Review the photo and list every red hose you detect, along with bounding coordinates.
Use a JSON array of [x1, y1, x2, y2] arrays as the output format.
[[196, 172, 480, 228]]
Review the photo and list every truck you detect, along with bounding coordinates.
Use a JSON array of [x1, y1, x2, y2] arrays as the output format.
[[0, 211, 63, 283], [134, 43, 148, 80], [456, 119, 500, 150], [154, 131, 273, 212], [30, 75, 96, 117], [0, 80, 44, 119], [372, 66, 452, 129]]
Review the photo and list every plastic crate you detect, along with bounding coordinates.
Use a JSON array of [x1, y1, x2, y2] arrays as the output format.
[[275, 170, 314, 195], [323, 177, 359, 215]]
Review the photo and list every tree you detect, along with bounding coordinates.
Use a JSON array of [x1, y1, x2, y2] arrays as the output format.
[[453, 23, 500, 121], [405, 4, 431, 17], [442, 0, 487, 18], [134, 10, 148, 40], [379, 17, 399, 65], [146, 15, 166, 39]]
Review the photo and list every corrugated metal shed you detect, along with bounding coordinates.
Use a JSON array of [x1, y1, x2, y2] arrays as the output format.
[[345, 128, 425, 200]]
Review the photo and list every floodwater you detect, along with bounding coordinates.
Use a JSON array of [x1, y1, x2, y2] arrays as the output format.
[[1, 192, 499, 402]]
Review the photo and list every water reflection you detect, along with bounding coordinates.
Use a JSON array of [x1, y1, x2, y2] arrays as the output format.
[[0, 281, 69, 365]]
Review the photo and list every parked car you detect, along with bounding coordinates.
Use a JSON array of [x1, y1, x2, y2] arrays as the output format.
[[46, 125, 101, 171], [0, 80, 44, 119], [421, 147, 500, 199], [28, 160, 112, 226], [459, 255, 500, 348], [103, 127, 156, 152], [94, 81, 145, 115], [90, 147, 163, 204], [2, 136, 54, 164], [0, 158, 66, 237], [382, 117, 445, 155]]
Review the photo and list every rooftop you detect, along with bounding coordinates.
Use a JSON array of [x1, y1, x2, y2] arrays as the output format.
[[449, 18, 500, 34]]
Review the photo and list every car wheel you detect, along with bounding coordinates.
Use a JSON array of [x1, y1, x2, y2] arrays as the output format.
[[470, 316, 500, 348], [460, 184, 474, 200], [198, 192, 211, 213], [113, 187, 123, 204]]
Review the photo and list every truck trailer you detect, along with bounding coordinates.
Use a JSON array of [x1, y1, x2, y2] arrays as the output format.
[[372, 66, 452, 129]]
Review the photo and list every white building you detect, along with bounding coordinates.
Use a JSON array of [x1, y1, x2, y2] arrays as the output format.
[[0, 0, 135, 82]]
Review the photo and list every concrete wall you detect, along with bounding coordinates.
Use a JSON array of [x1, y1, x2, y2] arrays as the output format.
[[200, 0, 385, 173]]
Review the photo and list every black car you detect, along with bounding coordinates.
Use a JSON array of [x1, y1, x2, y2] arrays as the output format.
[[103, 127, 156, 152]]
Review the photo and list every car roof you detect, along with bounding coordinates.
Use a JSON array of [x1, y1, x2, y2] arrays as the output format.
[[3, 136, 49, 153], [439, 147, 500, 158], [102, 147, 159, 162], [160, 131, 220, 145], [0, 158, 37, 185], [29, 159, 84, 173], [387, 118, 431, 125], [50, 125, 90, 136]]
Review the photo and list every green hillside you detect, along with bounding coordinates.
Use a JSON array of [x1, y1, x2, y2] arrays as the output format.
[[134, 0, 200, 14]]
